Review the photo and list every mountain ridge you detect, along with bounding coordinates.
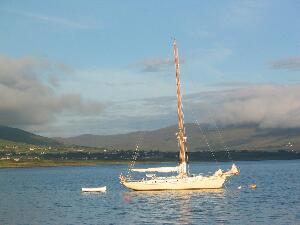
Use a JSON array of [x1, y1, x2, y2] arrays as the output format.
[[57, 123, 300, 152], [1, 123, 300, 152]]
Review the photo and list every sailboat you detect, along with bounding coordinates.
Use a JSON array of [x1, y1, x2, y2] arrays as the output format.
[[119, 40, 239, 191]]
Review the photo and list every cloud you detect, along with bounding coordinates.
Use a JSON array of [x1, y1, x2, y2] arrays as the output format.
[[133, 58, 175, 73], [0, 55, 104, 129], [50, 82, 300, 136], [269, 57, 300, 71], [98, 84, 300, 135], [185, 84, 300, 129], [2, 8, 95, 29]]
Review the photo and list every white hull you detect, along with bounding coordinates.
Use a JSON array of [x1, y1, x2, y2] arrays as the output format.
[[121, 175, 226, 191], [120, 164, 239, 191], [81, 186, 106, 192]]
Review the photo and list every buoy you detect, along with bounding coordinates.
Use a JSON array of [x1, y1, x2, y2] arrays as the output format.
[[249, 184, 257, 189], [238, 186, 242, 189]]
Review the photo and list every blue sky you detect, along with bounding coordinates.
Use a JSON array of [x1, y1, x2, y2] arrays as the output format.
[[0, 0, 300, 137]]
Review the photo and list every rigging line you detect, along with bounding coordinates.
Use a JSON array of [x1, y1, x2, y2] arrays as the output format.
[[127, 130, 145, 178], [188, 99, 219, 166], [210, 118, 234, 162], [182, 73, 231, 165], [201, 104, 234, 163], [187, 100, 219, 166], [187, 105, 220, 166], [179, 52, 220, 166], [193, 116, 220, 168]]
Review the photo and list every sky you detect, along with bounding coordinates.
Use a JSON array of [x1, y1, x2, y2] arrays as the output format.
[[0, 0, 300, 137]]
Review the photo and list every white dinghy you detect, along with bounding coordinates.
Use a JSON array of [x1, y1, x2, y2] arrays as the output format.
[[81, 186, 106, 192], [120, 40, 239, 191]]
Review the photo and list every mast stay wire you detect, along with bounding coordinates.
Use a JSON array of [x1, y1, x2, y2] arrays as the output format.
[[127, 130, 145, 179], [178, 48, 221, 168], [179, 68, 220, 169], [191, 110, 220, 168], [180, 50, 235, 164], [209, 116, 234, 163]]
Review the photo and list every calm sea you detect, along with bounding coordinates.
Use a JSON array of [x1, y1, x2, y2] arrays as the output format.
[[0, 160, 299, 225]]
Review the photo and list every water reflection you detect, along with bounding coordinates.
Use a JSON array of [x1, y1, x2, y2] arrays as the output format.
[[122, 189, 226, 224]]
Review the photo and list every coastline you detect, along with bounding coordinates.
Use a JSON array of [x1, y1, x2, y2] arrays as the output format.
[[0, 159, 176, 169], [0, 159, 129, 169], [1, 157, 299, 169]]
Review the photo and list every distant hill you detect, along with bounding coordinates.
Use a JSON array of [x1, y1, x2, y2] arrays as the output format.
[[58, 123, 300, 152], [0, 125, 61, 146]]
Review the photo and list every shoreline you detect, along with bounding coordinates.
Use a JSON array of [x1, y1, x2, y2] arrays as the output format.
[[0, 159, 130, 169], [0, 158, 299, 169], [0, 159, 176, 169]]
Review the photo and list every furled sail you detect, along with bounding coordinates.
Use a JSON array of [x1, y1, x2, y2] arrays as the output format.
[[131, 166, 179, 173]]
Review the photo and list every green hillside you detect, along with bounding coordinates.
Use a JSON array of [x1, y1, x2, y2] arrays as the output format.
[[0, 125, 61, 146]]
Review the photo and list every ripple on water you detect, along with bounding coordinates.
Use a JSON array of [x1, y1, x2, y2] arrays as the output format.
[[0, 160, 299, 224]]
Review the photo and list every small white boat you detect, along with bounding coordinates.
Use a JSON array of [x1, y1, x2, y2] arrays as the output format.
[[81, 186, 106, 192]]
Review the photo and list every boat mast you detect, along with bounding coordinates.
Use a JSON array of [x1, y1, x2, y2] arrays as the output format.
[[173, 40, 187, 176]]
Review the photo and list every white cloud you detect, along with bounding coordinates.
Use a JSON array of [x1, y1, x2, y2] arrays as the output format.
[[186, 84, 300, 129]]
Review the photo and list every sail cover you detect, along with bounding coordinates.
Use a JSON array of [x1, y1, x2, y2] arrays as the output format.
[[131, 166, 179, 173]]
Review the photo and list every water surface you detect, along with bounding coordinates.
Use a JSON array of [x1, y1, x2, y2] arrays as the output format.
[[0, 160, 299, 224]]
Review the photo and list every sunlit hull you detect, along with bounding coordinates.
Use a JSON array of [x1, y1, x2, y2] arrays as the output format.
[[120, 164, 239, 191], [121, 175, 228, 191]]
